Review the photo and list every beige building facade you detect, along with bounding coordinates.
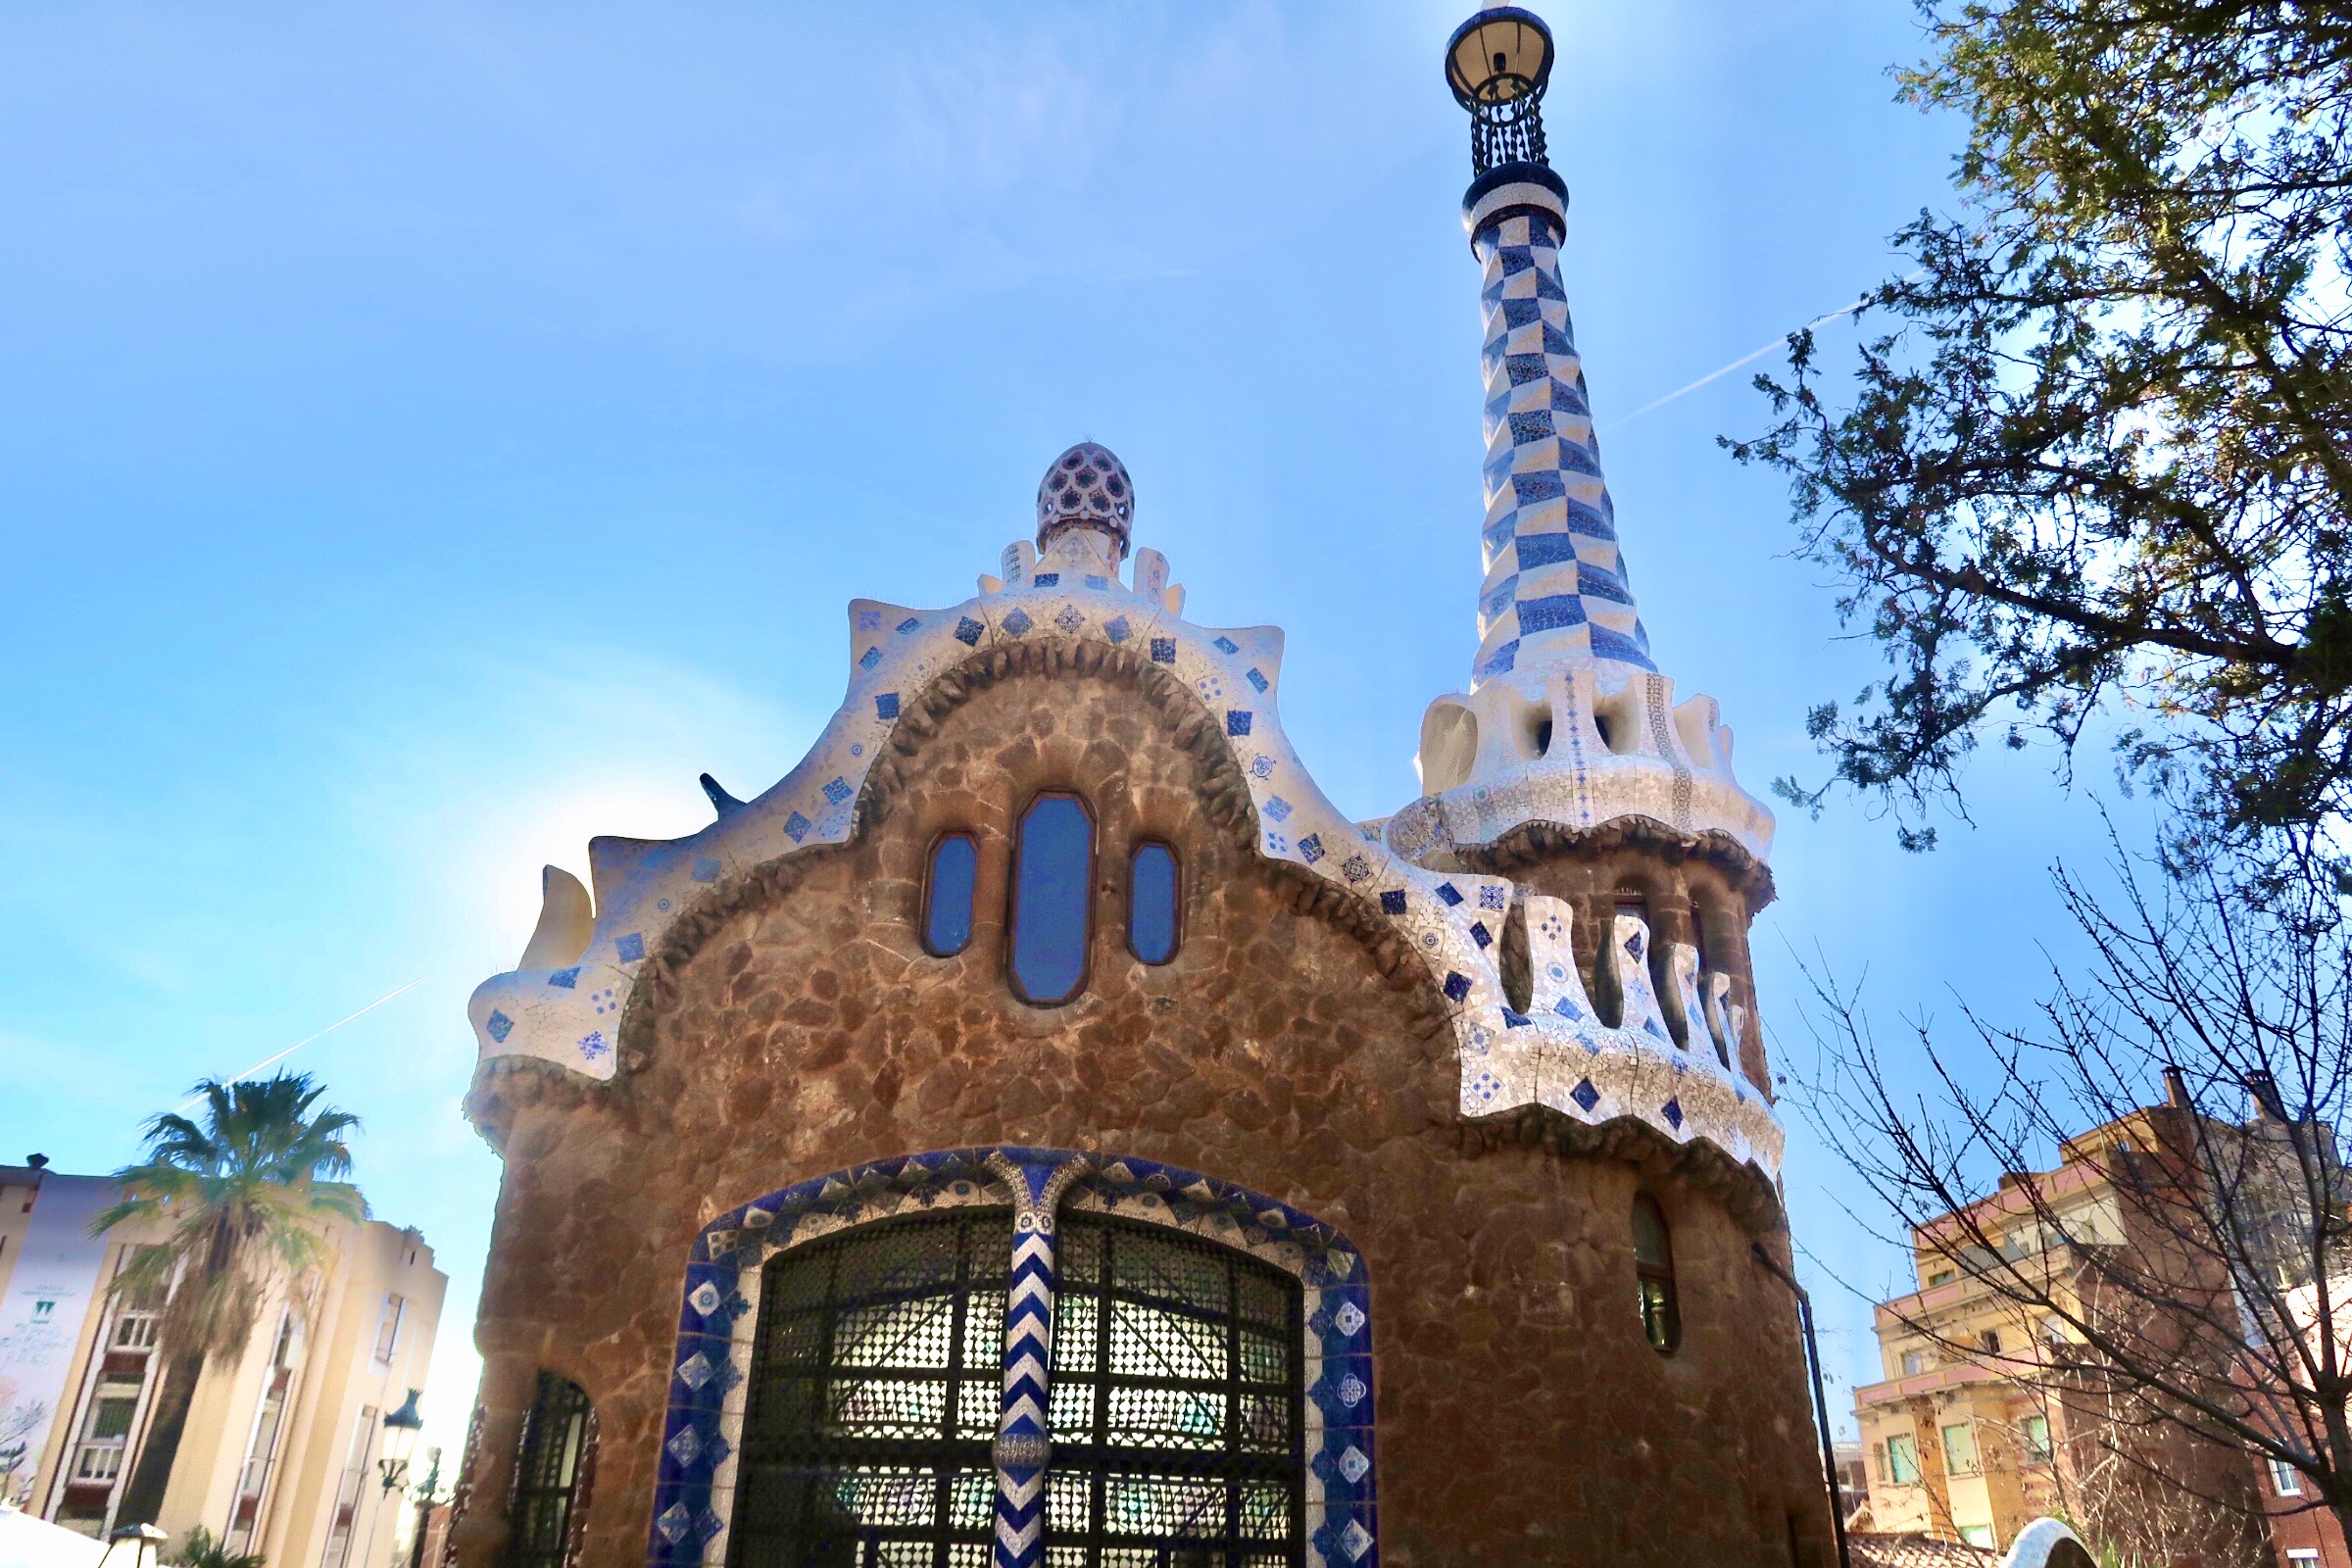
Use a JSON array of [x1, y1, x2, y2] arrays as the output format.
[[0, 1160, 447, 1568], [1852, 1095, 2276, 1563]]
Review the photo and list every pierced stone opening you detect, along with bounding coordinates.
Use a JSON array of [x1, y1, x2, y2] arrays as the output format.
[[1498, 897, 1533, 1016]]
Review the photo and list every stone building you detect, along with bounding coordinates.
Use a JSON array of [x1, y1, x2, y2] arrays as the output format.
[[0, 1158, 446, 1567], [448, 11, 1829, 1567]]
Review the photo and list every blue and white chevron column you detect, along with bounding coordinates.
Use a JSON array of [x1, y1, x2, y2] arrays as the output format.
[[984, 1152, 1084, 1568], [1465, 166, 1654, 687]]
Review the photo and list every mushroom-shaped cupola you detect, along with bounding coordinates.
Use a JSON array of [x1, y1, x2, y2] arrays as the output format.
[[1035, 441, 1134, 560]]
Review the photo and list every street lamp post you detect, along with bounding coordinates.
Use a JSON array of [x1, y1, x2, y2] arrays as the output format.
[[404, 1446, 444, 1568], [98, 1523, 168, 1568], [357, 1392, 425, 1568]]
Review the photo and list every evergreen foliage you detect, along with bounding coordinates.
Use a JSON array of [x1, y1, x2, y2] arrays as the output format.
[[1730, 0, 2352, 856]]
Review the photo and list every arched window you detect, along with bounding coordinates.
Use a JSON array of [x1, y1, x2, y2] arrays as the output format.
[[734, 1212, 1010, 1568], [1046, 1213, 1304, 1565], [1633, 1195, 1681, 1354], [922, 833, 978, 957], [500, 1372, 595, 1568], [1009, 793, 1093, 1004], [1127, 843, 1180, 965]]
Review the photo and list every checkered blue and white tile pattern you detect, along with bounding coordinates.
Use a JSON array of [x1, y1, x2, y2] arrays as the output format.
[[1467, 187, 1652, 687]]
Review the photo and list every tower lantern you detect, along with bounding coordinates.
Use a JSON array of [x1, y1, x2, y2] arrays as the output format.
[[1445, 6, 1555, 172]]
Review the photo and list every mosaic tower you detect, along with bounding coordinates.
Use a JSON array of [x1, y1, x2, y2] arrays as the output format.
[[444, 10, 1833, 1567]]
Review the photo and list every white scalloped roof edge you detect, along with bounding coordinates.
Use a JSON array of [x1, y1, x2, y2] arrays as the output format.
[[466, 532, 1784, 1179]]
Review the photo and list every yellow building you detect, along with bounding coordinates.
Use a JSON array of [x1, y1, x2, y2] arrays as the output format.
[[0, 1158, 447, 1568]]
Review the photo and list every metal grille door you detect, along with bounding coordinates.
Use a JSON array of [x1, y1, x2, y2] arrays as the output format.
[[1044, 1216, 1302, 1568], [732, 1212, 1011, 1568]]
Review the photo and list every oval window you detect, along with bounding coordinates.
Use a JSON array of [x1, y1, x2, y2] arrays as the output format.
[[1633, 1194, 1681, 1354], [922, 833, 978, 956], [1128, 843, 1179, 964], [1009, 794, 1092, 1004]]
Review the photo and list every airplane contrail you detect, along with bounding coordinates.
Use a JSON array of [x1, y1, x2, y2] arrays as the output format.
[[177, 977, 426, 1107], [1601, 270, 1927, 432]]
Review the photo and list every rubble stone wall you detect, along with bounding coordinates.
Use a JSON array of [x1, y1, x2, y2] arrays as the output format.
[[456, 661, 1834, 1568]]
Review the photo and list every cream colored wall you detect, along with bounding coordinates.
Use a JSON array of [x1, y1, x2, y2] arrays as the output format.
[[26, 1236, 156, 1523], [250, 1222, 445, 1568], [20, 1203, 445, 1568]]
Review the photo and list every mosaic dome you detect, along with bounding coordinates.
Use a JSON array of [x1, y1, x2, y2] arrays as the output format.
[[1035, 442, 1134, 558]]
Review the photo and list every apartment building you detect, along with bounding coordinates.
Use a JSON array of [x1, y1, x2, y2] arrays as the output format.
[[1851, 1085, 2277, 1562], [0, 1158, 446, 1568]]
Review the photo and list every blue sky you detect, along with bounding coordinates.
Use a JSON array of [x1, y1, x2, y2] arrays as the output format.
[[0, 0, 2131, 1453]]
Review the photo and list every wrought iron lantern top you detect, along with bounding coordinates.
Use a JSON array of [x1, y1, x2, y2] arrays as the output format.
[[1444, 7, 1555, 174]]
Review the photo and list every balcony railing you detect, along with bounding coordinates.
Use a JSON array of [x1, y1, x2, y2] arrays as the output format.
[[73, 1443, 124, 1484]]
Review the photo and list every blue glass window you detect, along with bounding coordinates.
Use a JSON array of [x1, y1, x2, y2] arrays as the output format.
[[1010, 794, 1092, 1004], [1128, 843, 1179, 964], [922, 833, 978, 956]]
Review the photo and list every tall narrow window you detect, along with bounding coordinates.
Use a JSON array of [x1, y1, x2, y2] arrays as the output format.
[[320, 1405, 376, 1568], [1632, 1195, 1680, 1353], [373, 1294, 406, 1363], [1128, 843, 1180, 964], [922, 833, 978, 957], [501, 1372, 595, 1568], [1010, 793, 1093, 1004]]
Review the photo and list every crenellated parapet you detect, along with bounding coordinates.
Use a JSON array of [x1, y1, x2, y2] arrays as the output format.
[[463, 450, 1785, 1183]]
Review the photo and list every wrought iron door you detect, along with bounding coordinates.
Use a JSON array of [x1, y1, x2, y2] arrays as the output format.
[[1044, 1215, 1302, 1568], [731, 1211, 1008, 1568]]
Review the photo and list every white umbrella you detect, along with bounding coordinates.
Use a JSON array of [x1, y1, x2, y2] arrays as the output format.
[[0, 1503, 107, 1568]]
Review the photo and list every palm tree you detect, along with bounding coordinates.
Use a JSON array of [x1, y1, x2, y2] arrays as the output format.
[[92, 1073, 366, 1526], [168, 1525, 268, 1568]]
